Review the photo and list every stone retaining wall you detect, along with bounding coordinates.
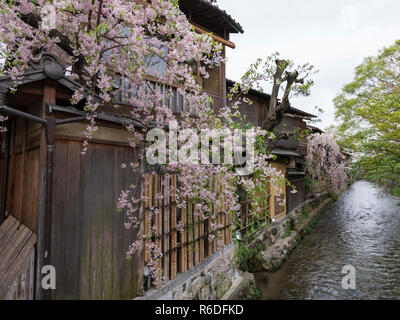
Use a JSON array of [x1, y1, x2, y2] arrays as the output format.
[[135, 243, 256, 300], [258, 193, 333, 270]]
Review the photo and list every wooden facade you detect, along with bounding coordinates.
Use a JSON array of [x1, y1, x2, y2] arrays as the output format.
[[0, 0, 243, 300], [0, 71, 144, 299], [226, 79, 316, 218], [51, 139, 141, 299]]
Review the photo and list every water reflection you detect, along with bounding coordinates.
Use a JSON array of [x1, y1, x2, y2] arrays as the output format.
[[255, 181, 400, 300]]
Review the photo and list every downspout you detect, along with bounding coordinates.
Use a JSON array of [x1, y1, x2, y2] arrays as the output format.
[[43, 118, 55, 301]]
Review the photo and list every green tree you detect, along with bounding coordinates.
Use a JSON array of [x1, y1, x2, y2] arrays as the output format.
[[334, 41, 400, 192]]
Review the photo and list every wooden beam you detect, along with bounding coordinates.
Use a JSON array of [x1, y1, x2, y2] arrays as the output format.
[[191, 24, 236, 49]]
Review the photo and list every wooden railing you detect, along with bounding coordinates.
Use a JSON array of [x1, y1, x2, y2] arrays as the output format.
[[298, 137, 307, 155], [114, 76, 202, 116], [142, 173, 233, 290]]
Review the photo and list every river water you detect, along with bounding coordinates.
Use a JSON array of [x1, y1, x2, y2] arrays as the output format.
[[255, 180, 400, 300]]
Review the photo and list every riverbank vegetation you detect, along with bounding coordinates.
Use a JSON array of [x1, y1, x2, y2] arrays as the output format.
[[334, 41, 400, 196]]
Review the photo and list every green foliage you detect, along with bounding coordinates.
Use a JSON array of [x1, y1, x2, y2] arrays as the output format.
[[246, 285, 261, 300], [283, 224, 292, 238], [234, 242, 265, 273], [334, 42, 400, 188], [393, 186, 400, 197], [305, 176, 313, 194], [328, 191, 339, 202], [302, 206, 309, 218]]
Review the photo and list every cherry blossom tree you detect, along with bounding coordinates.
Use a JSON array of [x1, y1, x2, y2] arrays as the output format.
[[0, 0, 315, 287], [305, 133, 348, 194]]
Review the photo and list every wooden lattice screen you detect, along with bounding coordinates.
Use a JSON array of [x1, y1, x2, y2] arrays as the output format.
[[143, 173, 233, 290], [238, 178, 270, 237]]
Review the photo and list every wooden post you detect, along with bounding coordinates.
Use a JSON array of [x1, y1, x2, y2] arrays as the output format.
[[162, 175, 170, 281], [170, 175, 177, 280], [187, 201, 193, 270], [180, 199, 187, 274], [199, 214, 205, 262], [194, 209, 199, 266]]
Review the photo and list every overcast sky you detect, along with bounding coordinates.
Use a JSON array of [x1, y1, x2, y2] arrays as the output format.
[[217, 0, 400, 130]]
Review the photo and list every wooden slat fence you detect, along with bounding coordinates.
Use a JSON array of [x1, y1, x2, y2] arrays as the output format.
[[238, 178, 270, 237], [142, 173, 233, 290]]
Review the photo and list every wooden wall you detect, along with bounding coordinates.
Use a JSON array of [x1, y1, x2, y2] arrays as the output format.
[[0, 133, 4, 213], [275, 115, 307, 154], [269, 162, 287, 219], [286, 177, 306, 213], [233, 95, 266, 128], [51, 139, 142, 300], [5, 117, 41, 233]]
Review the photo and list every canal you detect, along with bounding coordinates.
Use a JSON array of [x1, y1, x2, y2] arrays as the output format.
[[255, 180, 400, 299]]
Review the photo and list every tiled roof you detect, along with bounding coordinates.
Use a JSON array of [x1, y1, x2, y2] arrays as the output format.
[[199, 0, 244, 33], [180, 0, 244, 34], [226, 79, 317, 119], [286, 106, 316, 118]]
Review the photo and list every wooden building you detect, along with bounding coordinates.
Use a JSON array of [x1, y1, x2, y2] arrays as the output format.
[[226, 79, 317, 218], [0, 55, 144, 299], [0, 1, 243, 300]]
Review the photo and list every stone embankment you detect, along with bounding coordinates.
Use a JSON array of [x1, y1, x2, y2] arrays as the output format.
[[136, 243, 257, 300], [259, 194, 333, 271]]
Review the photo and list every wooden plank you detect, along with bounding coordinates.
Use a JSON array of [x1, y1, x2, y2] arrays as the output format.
[[179, 196, 187, 274], [59, 142, 86, 299], [78, 141, 96, 299], [0, 226, 31, 275], [91, 144, 106, 299], [17, 120, 27, 227], [111, 146, 137, 299], [213, 177, 218, 253], [0, 234, 36, 299], [194, 208, 199, 266], [170, 175, 177, 280], [0, 216, 20, 253], [144, 175, 150, 263], [162, 175, 170, 281], [0, 225, 36, 299], [51, 141, 68, 299], [207, 176, 213, 257], [199, 214, 205, 262], [101, 145, 114, 299], [187, 200, 193, 270], [153, 174, 162, 286]]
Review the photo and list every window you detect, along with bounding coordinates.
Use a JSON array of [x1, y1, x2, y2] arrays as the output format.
[[143, 45, 168, 77], [202, 64, 221, 95]]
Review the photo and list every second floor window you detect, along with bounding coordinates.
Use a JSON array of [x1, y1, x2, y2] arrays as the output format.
[[202, 64, 221, 95]]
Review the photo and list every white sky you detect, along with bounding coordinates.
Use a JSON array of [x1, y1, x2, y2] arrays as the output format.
[[218, 0, 400, 130]]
